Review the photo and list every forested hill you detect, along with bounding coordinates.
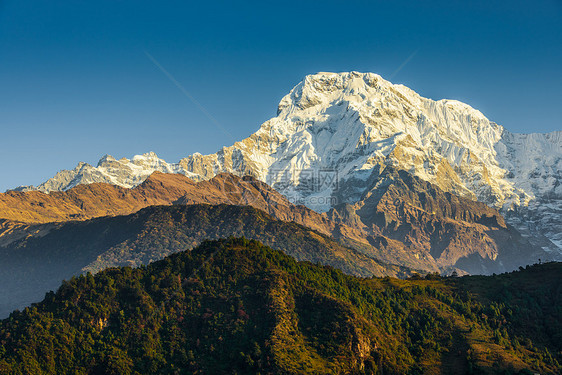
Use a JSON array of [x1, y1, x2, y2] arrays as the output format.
[[0, 238, 560, 374]]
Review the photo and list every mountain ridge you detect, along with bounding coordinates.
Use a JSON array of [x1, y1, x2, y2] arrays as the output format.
[[328, 166, 548, 274]]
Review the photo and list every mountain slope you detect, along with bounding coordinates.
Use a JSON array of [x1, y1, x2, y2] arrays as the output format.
[[328, 167, 550, 274], [0, 172, 197, 224], [1, 238, 560, 374], [21, 72, 561, 256], [0, 171, 371, 260], [0, 204, 407, 318]]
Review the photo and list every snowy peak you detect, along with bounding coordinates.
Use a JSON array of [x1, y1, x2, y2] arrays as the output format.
[[25, 152, 199, 193], [277, 72, 386, 113], [234, 72, 512, 209]]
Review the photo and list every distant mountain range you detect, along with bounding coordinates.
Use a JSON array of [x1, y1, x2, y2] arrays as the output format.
[[14, 72, 561, 258], [1, 171, 548, 276]]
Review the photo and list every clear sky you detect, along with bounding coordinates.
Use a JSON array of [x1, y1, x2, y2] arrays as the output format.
[[0, 0, 561, 191]]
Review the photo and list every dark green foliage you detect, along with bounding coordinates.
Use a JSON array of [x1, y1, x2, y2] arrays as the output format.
[[0, 238, 560, 374]]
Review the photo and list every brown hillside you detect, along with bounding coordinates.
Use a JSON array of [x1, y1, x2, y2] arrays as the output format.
[[0, 172, 197, 223], [1, 172, 367, 237], [0, 172, 374, 254]]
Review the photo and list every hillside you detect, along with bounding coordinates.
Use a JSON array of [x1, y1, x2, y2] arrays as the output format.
[[0, 204, 407, 318], [0, 172, 244, 224], [0, 238, 559, 374]]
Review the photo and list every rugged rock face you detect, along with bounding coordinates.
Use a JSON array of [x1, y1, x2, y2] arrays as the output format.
[[328, 167, 550, 274], [494, 131, 562, 252], [18, 72, 561, 257]]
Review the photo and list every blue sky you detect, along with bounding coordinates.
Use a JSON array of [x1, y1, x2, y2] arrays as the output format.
[[0, 0, 561, 191]]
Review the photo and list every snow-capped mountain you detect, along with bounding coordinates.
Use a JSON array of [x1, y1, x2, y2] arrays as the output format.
[[18, 72, 561, 255], [14, 152, 200, 193]]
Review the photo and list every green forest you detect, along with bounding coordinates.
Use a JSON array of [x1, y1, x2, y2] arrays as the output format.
[[0, 238, 560, 374]]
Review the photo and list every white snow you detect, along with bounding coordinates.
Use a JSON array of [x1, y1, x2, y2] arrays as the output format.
[[28, 152, 200, 193]]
